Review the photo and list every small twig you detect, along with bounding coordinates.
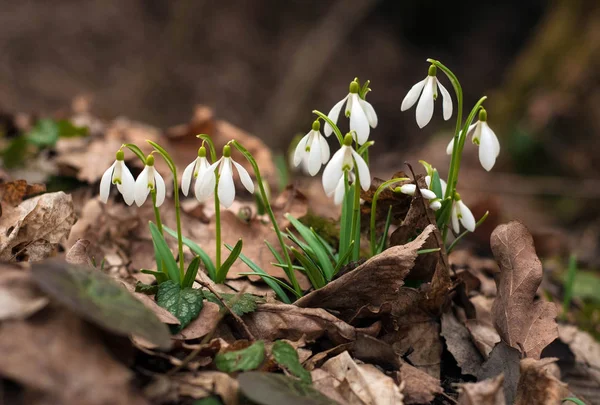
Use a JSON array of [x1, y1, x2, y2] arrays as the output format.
[[440, 392, 458, 404]]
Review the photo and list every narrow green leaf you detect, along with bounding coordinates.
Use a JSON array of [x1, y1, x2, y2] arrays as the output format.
[[375, 205, 393, 255], [155, 280, 203, 330], [563, 398, 586, 405], [271, 341, 312, 384], [164, 226, 217, 281], [182, 256, 201, 289], [215, 341, 265, 372], [290, 247, 325, 289], [286, 214, 334, 281], [431, 169, 443, 199], [216, 239, 242, 283], [140, 269, 168, 284], [339, 179, 353, 266], [122, 143, 147, 164], [237, 272, 300, 298], [204, 292, 264, 316], [149, 222, 180, 284], [333, 241, 354, 276], [134, 281, 158, 295], [265, 240, 284, 264]]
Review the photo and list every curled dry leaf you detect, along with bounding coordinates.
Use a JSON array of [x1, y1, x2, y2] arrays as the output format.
[[458, 374, 505, 405], [490, 221, 558, 359], [0, 264, 49, 321], [295, 224, 435, 320], [313, 351, 404, 405], [173, 371, 239, 405], [0, 191, 76, 262], [0, 179, 46, 207], [397, 361, 443, 405], [514, 358, 568, 405], [65, 238, 95, 267], [441, 311, 484, 377]]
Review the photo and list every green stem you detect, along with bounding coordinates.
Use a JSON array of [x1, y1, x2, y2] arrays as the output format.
[[350, 167, 361, 261], [214, 174, 222, 272], [446, 211, 489, 253], [369, 177, 409, 256], [196, 134, 217, 162], [232, 140, 302, 296], [312, 110, 344, 145], [151, 190, 163, 234]]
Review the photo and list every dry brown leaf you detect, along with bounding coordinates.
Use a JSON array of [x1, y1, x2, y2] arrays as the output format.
[[65, 239, 94, 267], [514, 358, 568, 405], [458, 374, 505, 405], [441, 311, 484, 377], [397, 361, 442, 404], [119, 281, 180, 325], [0, 179, 46, 207], [0, 191, 76, 262], [0, 305, 148, 405], [0, 264, 48, 320], [478, 342, 522, 405], [174, 371, 239, 405], [314, 351, 404, 405], [465, 295, 501, 358], [173, 301, 221, 340], [490, 221, 558, 359], [295, 225, 435, 320]]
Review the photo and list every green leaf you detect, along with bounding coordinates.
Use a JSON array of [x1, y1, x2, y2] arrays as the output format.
[[339, 178, 353, 266], [2, 136, 28, 168], [135, 281, 158, 295], [290, 247, 325, 289], [238, 372, 339, 405], [563, 398, 587, 405], [164, 226, 216, 281], [286, 214, 334, 281], [140, 269, 168, 284], [375, 205, 393, 255], [149, 222, 180, 284], [182, 256, 201, 289], [56, 119, 88, 138], [217, 239, 242, 283], [155, 280, 203, 330], [31, 261, 172, 349], [431, 169, 443, 199], [204, 291, 264, 316], [193, 397, 224, 405], [271, 341, 312, 384], [25, 119, 60, 147], [215, 340, 265, 372], [265, 240, 284, 264]]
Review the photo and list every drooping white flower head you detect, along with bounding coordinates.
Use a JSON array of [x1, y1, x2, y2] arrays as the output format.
[[99, 149, 135, 205], [324, 79, 378, 145], [293, 120, 330, 176], [446, 108, 500, 171], [196, 144, 254, 208], [398, 183, 437, 200], [181, 146, 213, 201], [134, 154, 166, 207], [401, 64, 453, 128], [322, 134, 371, 205], [451, 196, 476, 234]]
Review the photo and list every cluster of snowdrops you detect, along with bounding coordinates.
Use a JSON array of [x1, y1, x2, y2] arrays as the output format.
[[99, 59, 499, 302]]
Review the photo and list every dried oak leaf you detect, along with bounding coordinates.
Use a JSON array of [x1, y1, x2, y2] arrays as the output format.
[[0, 191, 76, 262], [313, 351, 404, 405], [0, 179, 46, 207], [294, 224, 435, 321], [0, 264, 49, 321], [65, 238, 95, 267], [478, 342, 521, 405], [441, 310, 484, 377], [397, 361, 442, 404], [465, 295, 501, 359], [360, 171, 412, 233], [490, 221, 558, 359], [514, 358, 568, 405], [458, 374, 505, 405], [0, 305, 148, 405]]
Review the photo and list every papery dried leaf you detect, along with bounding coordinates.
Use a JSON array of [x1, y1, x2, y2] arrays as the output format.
[[351, 334, 400, 370], [514, 358, 568, 405], [458, 374, 505, 405], [441, 311, 484, 377], [173, 301, 221, 340], [0, 179, 46, 207], [397, 361, 442, 404], [490, 221, 558, 359], [0, 265, 49, 321], [360, 172, 412, 234], [119, 281, 180, 325], [478, 342, 521, 405], [174, 371, 239, 405], [65, 239, 94, 267]]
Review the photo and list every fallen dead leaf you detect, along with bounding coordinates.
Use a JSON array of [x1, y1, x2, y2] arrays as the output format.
[[514, 358, 568, 405], [478, 342, 521, 405], [465, 295, 501, 358], [174, 371, 239, 405], [65, 238, 95, 267], [490, 221, 558, 359], [119, 281, 180, 325], [0, 264, 49, 321], [397, 361, 443, 405], [458, 374, 505, 405], [173, 301, 221, 340], [441, 310, 484, 377], [0, 179, 46, 207]]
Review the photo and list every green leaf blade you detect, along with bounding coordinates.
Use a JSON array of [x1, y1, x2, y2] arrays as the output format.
[[271, 341, 311, 384], [156, 280, 203, 330], [215, 341, 265, 372]]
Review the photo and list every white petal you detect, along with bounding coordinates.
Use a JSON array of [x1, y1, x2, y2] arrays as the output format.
[[451, 203, 460, 234], [471, 122, 483, 144], [318, 133, 330, 164], [181, 159, 197, 196], [322, 148, 346, 195], [218, 158, 235, 208], [437, 80, 453, 121], [333, 177, 346, 205], [153, 169, 166, 207], [351, 149, 371, 191], [416, 77, 435, 128], [349, 94, 370, 145], [483, 122, 500, 157], [293, 132, 310, 167], [232, 160, 255, 193], [134, 166, 150, 206], [420, 189, 437, 200], [116, 162, 135, 205], [446, 137, 455, 155], [478, 128, 497, 171], [99, 161, 116, 203], [198, 160, 220, 200], [429, 200, 442, 211], [440, 179, 448, 197], [458, 200, 476, 232], [359, 99, 378, 128], [307, 134, 322, 176], [324, 95, 348, 137], [400, 184, 416, 196], [425, 175, 431, 188], [401, 77, 427, 111]]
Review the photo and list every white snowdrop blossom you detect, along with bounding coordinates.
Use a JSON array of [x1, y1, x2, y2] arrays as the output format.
[[446, 109, 500, 171], [451, 197, 476, 234], [324, 80, 378, 145], [293, 120, 330, 176], [398, 184, 437, 200], [424, 174, 447, 211], [401, 65, 453, 128], [197, 145, 254, 208], [328, 171, 355, 206], [99, 150, 135, 205], [134, 154, 166, 207], [181, 146, 213, 201], [322, 135, 371, 205]]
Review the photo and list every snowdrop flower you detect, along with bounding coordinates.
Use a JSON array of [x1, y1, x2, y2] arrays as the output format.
[[398, 184, 437, 200], [327, 171, 355, 205], [451, 195, 475, 234], [446, 109, 500, 171], [197, 145, 254, 208], [322, 134, 370, 204], [293, 120, 330, 176], [401, 65, 452, 128], [324, 79, 377, 145], [134, 154, 166, 207], [181, 146, 213, 201], [99, 149, 135, 205]]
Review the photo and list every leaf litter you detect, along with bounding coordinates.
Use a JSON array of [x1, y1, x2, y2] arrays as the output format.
[[0, 105, 598, 405]]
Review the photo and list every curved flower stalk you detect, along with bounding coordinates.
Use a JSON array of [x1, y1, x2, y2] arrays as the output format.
[[446, 108, 500, 171], [325, 79, 377, 145], [134, 154, 166, 207], [293, 120, 330, 176], [99, 149, 135, 205], [181, 145, 214, 201], [401, 64, 453, 128], [197, 144, 254, 209]]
